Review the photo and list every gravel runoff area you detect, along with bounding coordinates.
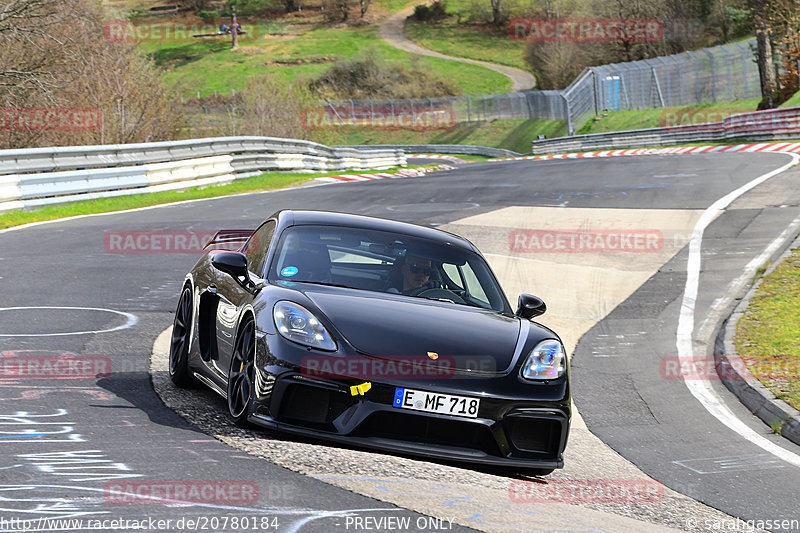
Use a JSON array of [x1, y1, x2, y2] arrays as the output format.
[[151, 325, 766, 533]]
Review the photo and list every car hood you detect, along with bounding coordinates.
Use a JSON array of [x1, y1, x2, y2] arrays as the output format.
[[304, 289, 522, 373]]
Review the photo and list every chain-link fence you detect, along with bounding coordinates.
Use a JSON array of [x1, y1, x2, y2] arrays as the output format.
[[324, 38, 760, 137]]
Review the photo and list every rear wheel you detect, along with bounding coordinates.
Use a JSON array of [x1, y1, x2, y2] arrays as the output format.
[[169, 286, 195, 387], [227, 316, 256, 428]]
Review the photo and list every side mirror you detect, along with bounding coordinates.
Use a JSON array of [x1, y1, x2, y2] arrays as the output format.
[[516, 294, 546, 319], [212, 252, 249, 281]]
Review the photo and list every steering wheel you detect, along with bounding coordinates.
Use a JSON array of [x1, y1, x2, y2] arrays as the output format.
[[404, 279, 441, 296], [415, 288, 468, 304]]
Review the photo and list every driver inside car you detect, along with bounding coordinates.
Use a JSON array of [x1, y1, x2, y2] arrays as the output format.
[[387, 254, 438, 295]]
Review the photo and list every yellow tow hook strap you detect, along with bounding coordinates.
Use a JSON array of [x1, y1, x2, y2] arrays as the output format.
[[349, 382, 372, 396]]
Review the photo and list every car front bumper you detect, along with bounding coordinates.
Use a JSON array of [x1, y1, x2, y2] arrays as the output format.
[[249, 368, 570, 470]]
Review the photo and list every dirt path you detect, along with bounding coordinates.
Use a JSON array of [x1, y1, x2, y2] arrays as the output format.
[[378, 5, 536, 92]]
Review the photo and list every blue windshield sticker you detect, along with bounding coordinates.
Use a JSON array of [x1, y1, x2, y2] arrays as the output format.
[[281, 266, 298, 277]]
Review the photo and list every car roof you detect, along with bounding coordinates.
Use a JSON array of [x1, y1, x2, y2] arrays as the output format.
[[271, 210, 480, 254]]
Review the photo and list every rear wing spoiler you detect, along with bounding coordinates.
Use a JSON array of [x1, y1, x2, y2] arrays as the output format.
[[203, 230, 255, 252]]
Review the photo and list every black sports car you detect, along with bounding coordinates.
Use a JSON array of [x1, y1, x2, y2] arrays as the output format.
[[169, 210, 570, 473]]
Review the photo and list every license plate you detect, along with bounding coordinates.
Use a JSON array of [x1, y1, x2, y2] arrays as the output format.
[[393, 388, 480, 419]]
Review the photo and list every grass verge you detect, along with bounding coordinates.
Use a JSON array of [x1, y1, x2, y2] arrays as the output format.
[[735, 247, 800, 413], [331, 118, 566, 153], [0, 167, 413, 230], [578, 99, 764, 135]]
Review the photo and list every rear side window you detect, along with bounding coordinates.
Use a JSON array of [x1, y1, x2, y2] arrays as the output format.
[[243, 220, 276, 276]]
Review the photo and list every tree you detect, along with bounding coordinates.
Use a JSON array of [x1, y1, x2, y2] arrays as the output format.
[[489, 0, 504, 26], [0, 0, 182, 148], [0, 0, 76, 106], [753, 0, 779, 108], [359, 0, 372, 18]]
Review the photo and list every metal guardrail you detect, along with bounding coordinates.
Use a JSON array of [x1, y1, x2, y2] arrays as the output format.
[[0, 137, 405, 212], [530, 107, 800, 155], [344, 144, 521, 158]]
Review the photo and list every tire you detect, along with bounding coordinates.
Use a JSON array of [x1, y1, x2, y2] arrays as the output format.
[[169, 285, 196, 387], [227, 315, 256, 428]]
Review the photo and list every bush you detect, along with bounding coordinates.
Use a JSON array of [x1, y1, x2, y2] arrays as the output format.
[[412, 1, 447, 22], [308, 53, 459, 99]]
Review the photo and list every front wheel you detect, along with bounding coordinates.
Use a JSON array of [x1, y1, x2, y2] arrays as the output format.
[[169, 286, 195, 387], [227, 316, 256, 428]]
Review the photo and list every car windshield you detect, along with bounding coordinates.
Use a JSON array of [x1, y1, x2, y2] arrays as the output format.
[[267, 225, 509, 312]]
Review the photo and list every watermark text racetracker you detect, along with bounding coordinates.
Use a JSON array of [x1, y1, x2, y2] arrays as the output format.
[[0, 350, 111, 379], [660, 107, 743, 127], [104, 19, 260, 43], [661, 356, 800, 381], [104, 480, 258, 505], [0, 108, 102, 132], [509, 479, 664, 503], [509, 229, 664, 253], [509, 18, 663, 42], [302, 107, 456, 131], [301, 355, 497, 380], [104, 230, 246, 254]]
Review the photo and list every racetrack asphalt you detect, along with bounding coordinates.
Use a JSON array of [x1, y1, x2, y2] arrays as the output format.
[[1, 152, 799, 532]]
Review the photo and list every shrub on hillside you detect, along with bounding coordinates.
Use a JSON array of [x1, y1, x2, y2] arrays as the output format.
[[308, 54, 459, 99], [413, 1, 448, 22]]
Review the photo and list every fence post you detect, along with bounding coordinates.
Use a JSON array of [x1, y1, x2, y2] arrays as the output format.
[[723, 47, 733, 100], [563, 94, 573, 136], [686, 50, 700, 103], [734, 42, 750, 96], [703, 48, 717, 102]]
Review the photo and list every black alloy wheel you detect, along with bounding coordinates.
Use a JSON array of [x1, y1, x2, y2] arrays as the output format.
[[228, 316, 256, 427], [169, 286, 195, 387]]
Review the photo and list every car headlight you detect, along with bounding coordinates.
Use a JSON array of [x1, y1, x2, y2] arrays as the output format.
[[273, 301, 336, 351], [520, 339, 565, 380]]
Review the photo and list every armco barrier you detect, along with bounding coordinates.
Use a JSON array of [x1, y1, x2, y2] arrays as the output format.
[[344, 144, 521, 159], [530, 107, 800, 155], [0, 137, 405, 212]]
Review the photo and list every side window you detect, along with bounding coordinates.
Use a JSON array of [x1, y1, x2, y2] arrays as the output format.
[[243, 220, 276, 276], [442, 263, 464, 289], [461, 263, 489, 306]]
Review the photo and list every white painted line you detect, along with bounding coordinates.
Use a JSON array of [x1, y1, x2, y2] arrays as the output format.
[[0, 306, 138, 337], [676, 151, 800, 468]]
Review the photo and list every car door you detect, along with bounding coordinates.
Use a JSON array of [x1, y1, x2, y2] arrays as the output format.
[[215, 220, 276, 380]]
